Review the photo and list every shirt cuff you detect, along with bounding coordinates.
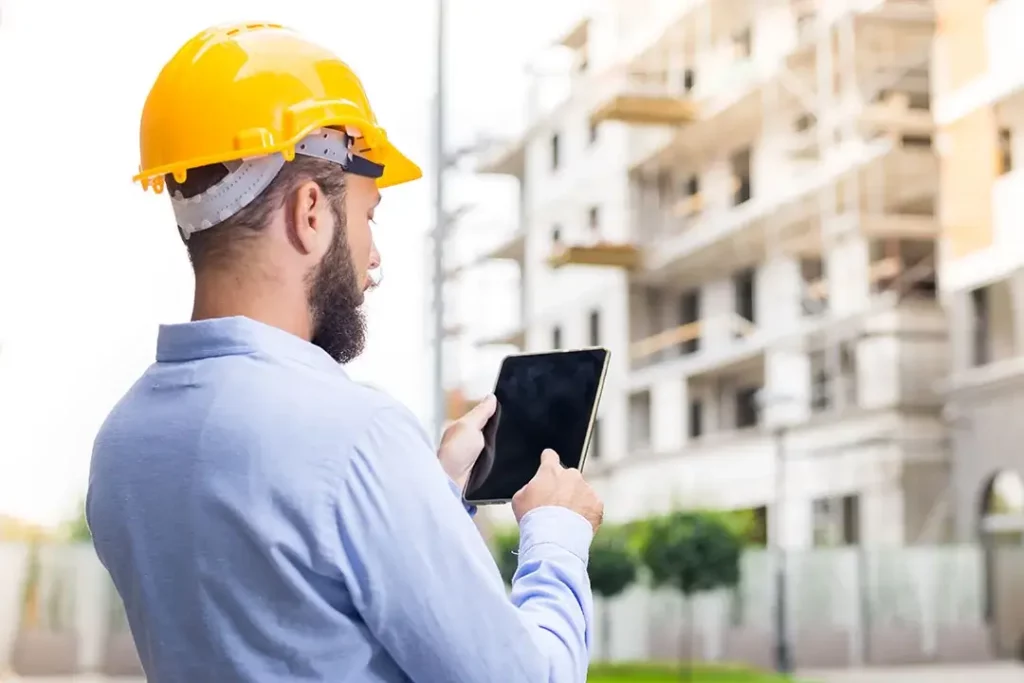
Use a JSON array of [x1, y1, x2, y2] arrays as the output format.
[[517, 506, 594, 565], [446, 477, 477, 518]]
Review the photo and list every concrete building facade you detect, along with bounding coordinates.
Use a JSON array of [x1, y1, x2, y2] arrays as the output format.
[[448, 0, 953, 548], [933, 0, 1024, 545], [931, 0, 1024, 655]]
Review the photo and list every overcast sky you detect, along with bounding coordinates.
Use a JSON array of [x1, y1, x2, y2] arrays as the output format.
[[0, 0, 589, 525]]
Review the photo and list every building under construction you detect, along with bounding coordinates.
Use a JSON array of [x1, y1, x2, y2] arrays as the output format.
[[931, 0, 1024, 657], [448, 0, 951, 548]]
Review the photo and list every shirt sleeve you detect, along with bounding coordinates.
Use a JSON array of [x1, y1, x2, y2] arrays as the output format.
[[444, 477, 478, 518], [329, 405, 594, 683]]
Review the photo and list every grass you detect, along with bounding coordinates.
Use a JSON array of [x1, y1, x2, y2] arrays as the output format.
[[587, 662, 796, 683]]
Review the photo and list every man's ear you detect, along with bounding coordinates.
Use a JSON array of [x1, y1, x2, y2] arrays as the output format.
[[290, 180, 329, 256]]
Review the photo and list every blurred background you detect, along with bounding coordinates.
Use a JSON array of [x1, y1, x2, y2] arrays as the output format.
[[0, 0, 1022, 681]]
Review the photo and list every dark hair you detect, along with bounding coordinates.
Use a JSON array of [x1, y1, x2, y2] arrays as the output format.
[[165, 156, 346, 272]]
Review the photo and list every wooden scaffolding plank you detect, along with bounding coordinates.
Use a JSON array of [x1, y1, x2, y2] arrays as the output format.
[[548, 243, 642, 270]]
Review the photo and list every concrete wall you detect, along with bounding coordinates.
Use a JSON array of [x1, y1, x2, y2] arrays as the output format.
[[589, 406, 946, 547], [947, 374, 1024, 542], [944, 268, 1024, 542], [612, 294, 949, 545]]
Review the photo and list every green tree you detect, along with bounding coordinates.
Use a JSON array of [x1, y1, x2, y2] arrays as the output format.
[[638, 511, 743, 678], [491, 527, 520, 587], [706, 508, 767, 547], [589, 525, 637, 661]]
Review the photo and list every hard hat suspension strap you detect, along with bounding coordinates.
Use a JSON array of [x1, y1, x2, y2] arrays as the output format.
[[171, 127, 385, 239], [298, 127, 385, 180], [172, 156, 287, 239]]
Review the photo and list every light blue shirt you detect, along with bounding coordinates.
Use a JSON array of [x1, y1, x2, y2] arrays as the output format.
[[87, 316, 594, 682]]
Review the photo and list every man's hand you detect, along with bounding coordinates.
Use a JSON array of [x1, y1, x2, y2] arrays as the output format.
[[438, 394, 497, 491], [512, 449, 604, 533]]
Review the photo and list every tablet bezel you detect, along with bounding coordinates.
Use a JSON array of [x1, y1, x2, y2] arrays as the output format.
[[462, 346, 610, 506]]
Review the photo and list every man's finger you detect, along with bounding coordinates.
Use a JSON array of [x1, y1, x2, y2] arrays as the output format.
[[461, 394, 497, 429], [540, 449, 561, 469]]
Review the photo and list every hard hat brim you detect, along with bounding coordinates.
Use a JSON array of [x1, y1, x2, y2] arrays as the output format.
[[378, 139, 422, 188]]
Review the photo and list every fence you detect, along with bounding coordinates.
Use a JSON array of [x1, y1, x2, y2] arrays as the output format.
[[0, 542, 1019, 676], [594, 545, 1023, 667], [0, 543, 140, 677]]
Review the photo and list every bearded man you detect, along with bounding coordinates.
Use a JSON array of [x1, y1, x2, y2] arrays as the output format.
[[86, 22, 603, 683]]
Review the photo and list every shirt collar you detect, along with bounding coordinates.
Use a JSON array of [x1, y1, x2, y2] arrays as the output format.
[[156, 316, 344, 374]]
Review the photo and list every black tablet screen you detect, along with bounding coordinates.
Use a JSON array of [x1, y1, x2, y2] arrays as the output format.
[[464, 349, 608, 504]]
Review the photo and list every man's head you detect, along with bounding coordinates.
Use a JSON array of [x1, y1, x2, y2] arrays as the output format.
[[166, 154, 382, 364], [136, 24, 422, 361]]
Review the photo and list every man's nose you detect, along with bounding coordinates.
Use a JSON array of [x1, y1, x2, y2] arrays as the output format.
[[368, 239, 381, 271], [366, 239, 382, 290]]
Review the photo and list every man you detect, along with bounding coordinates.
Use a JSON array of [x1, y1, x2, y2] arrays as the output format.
[[87, 22, 604, 683]]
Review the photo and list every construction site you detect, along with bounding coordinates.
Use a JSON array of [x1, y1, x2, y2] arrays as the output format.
[[3, 0, 1023, 678], [448, 0, 947, 546], [436, 0, 1024, 664]]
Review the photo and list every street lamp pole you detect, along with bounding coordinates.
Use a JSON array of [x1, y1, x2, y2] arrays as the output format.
[[772, 424, 793, 674], [430, 0, 448, 439]]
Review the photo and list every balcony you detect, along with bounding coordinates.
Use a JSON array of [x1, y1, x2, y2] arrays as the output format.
[[474, 138, 526, 177], [631, 320, 701, 364], [444, 220, 525, 283], [481, 228, 526, 263], [859, 92, 933, 138], [589, 67, 699, 127], [788, 0, 934, 70], [548, 240, 643, 270], [630, 313, 760, 374], [641, 138, 936, 285], [802, 255, 904, 306], [622, 63, 771, 172]]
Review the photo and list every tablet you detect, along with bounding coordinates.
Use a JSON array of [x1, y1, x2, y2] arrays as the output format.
[[463, 348, 610, 506]]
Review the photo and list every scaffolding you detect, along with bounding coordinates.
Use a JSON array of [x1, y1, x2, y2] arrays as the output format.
[[469, 0, 944, 426], [774, 0, 937, 411], [596, 0, 940, 416]]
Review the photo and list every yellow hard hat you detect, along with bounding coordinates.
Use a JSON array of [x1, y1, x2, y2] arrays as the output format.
[[135, 22, 422, 196]]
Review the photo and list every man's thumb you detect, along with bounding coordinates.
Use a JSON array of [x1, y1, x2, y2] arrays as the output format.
[[462, 394, 497, 429], [540, 449, 562, 469]]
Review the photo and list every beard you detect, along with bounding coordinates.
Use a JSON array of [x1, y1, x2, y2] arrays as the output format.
[[307, 198, 367, 364]]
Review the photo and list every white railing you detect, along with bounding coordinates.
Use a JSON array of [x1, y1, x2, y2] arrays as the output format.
[[0, 542, 1011, 672], [0, 543, 141, 677], [592, 545, 1005, 665]]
